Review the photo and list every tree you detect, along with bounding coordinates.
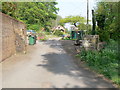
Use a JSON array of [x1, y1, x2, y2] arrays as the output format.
[[1, 2, 17, 17], [59, 15, 86, 27], [1, 2, 59, 31], [77, 23, 91, 31], [51, 15, 62, 27], [59, 15, 91, 32], [92, 10, 96, 35], [95, 1, 119, 41]]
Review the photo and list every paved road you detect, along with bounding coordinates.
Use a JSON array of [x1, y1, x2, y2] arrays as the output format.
[[2, 39, 115, 88]]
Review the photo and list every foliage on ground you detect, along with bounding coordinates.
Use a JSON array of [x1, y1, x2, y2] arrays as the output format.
[[77, 39, 119, 86]]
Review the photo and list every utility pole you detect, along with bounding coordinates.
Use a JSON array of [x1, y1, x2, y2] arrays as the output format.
[[87, 0, 89, 31]]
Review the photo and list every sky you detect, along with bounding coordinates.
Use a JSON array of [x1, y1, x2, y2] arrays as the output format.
[[56, 0, 97, 29]]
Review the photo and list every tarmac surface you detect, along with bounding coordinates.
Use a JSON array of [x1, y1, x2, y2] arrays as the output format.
[[2, 38, 115, 88]]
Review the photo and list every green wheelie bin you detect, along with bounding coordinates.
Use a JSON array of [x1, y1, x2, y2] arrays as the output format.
[[29, 35, 35, 45], [77, 30, 84, 40], [71, 31, 77, 39]]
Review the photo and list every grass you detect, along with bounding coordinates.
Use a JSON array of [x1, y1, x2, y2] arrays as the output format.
[[77, 39, 119, 86]]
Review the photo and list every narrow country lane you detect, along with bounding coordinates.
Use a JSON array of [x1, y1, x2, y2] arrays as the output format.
[[2, 39, 115, 88]]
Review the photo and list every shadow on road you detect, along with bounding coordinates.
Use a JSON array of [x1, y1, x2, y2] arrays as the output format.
[[36, 52, 115, 88], [44, 40, 63, 50], [51, 83, 82, 88]]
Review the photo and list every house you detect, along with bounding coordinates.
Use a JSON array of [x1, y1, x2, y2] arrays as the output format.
[[52, 25, 65, 32], [70, 25, 78, 31]]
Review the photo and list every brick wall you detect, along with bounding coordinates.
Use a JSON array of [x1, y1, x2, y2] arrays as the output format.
[[0, 12, 27, 61]]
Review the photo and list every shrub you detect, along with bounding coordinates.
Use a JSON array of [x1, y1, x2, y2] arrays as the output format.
[[78, 39, 119, 86], [54, 30, 63, 36], [96, 28, 110, 41], [27, 24, 41, 31]]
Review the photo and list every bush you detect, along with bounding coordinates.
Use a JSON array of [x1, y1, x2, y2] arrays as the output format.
[[54, 30, 63, 36], [96, 28, 110, 41], [79, 39, 119, 86], [27, 24, 41, 31]]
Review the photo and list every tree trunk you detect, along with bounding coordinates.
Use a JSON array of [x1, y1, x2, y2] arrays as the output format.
[[92, 10, 96, 35], [74, 23, 77, 27]]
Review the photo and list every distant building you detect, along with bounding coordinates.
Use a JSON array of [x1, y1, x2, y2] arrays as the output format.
[[70, 25, 78, 31], [52, 25, 65, 32]]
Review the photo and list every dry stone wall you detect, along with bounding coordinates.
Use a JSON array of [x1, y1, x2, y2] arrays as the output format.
[[1, 12, 26, 61], [82, 35, 99, 50]]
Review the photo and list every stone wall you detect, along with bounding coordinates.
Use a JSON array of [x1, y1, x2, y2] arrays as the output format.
[[82, 35, 99, 50], [0, 12, 26, 61]]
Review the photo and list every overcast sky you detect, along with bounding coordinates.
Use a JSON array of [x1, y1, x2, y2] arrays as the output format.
[[56, 0, 97, 20], [56, 0, 97, 29]]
